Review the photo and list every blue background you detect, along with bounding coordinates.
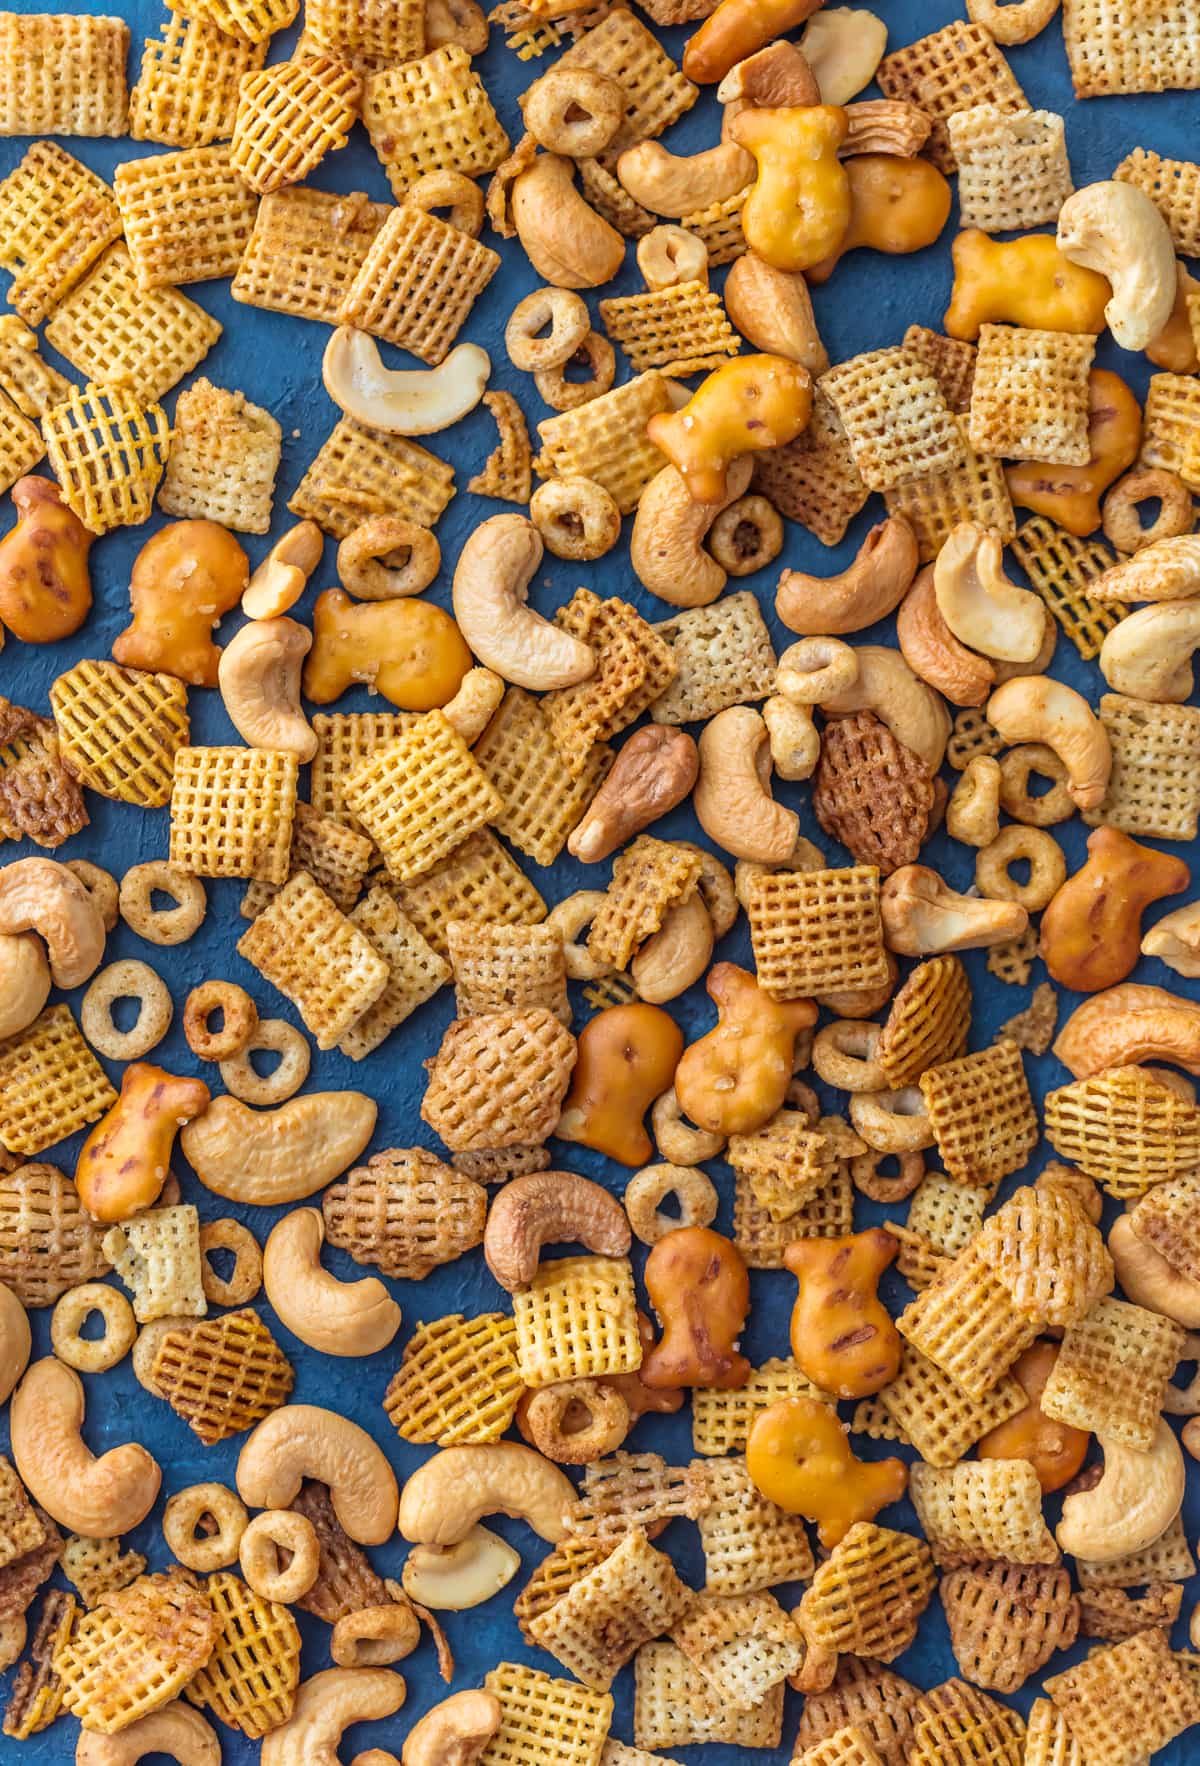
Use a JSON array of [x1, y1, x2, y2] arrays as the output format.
[[0, 0, 1198, 1758]]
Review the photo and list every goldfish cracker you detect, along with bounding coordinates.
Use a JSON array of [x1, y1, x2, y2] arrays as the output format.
[[674, 963, 816, 1135], [1006, 369, 1141, 537], [683, 0, 824, 83], [0, 477, 93, 644], [746, 1395, 907, 1546], [74, 1063, 211, 1225], [640, 1225, 750, 1390], [944, 230, 1111, 342], [977, 1341, 1090, 1494], [730, 106, 851, 275], [1040, 826, 1188, 994], [646, 355, 813, 505], [1147, 262, 1200, 374], [557, 1003, 684, 1166], [302, 586, 472, 711], [807, 155, 952, 285], [785, 1230, 902, 1399], [112, 521, 248, 688]]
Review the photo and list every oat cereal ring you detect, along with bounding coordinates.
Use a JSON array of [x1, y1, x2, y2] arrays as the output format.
[[534, 332, 616, 412], [625, 1163, 719, 1245], [976, 825, 1066, 911], [199, 1219, 263, 1308], [505, 287, 590, 373], [965, 0, 1059, 41], [1102, 467, 1195, 555], [708, 495, 784, 578], [530, 477, 621, 561], [521, 67, 624, 159], [850, 1148, 925, 1204], [337, 516, 441, 601], [547, 891, 614, 981], [849, 1087, 934, 1154], [523, 1378, 631, 1464], [81, 959, 173, 1061], [164, 1482, 249, 1573], [183, 980, 259, 1061], [51, 1282, 137, 1373], [405, 169, 485, 237], [997, 743, 1075, 827], [239, 1509, 320, 1603], [119, 861, 207, 946], [812, 1021, 885, 1092], [219, 1018, 311, 1106], [677, 843, 738, 939], [331, 1604, 421, 1668], [64, 860, 119, 931], [785, 1078, 821, 1125], [651, 1085, 726, 1165]]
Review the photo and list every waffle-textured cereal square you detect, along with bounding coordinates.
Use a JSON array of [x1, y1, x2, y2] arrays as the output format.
[[896, 1246, 1040, 1397], [0, 698, 87, 849], [1062, 0, 1200, 97], [0, 1158, 110, 1305], [480, 1661, 612, 1766], [237, 870, 389, 1049], [0, 1505, 62, 1628], [529, 1529, 696, 1692], [587, 837, 700, 971], [1138, 371, 1200, 486], [50, 659, 189, 808], [650, 592, 777, 727], [696, 1456, 814, 1596], [289, 414, 455, 538], [909, 1459, 1059, 1567], [536, 372, 674, 514], [1077, 1580, 1183, 1642], [304, 0, 425, 70], [568, 1451, 707, 1542], [364, 45, 509, 198], [232, 186, 389, 324], [580, 152, 660, 237], [0, 318, 71, 420], [231, 55, 361, 195], [394, 829, 546, 959], [968, 324, 1094, 465], [309, 710, 413, 831], [169, 746, 298, 884], [1084, 693, 1200, 840], [471, 687, 611, 866], [340, 888, 449, 1059], [973, 1183, 1114, 1327], [793, 1658, 920, 1766], [383, 1311, 522, 1443], [877, 956, 971, 1088], [1023, 1699, 1081, 1766], [0, 12, 128, 137], [342, 711, 501, 883], [338, 203, 500, 365], [1040, 1294, 1184, 1449], [1045, 1629, 1200, 1766], [601, 1744, 685, 1766], [244, 801, 375, 917], [885, 415, 1016, 562], [323, 1146, 486, 1279], [692, 1357, 828, 1455], [61, 1536, 145, 1609], [448, 920, 568, 1023], [53, 1571, 217, 1736], [907, 1679, 1025, 1766], [514, 1255, 641, 1388], [919, 1040, 1038, 1186], [948, 106, 1073, 232], [185, 1571, 299, 1740], [41, 382, 172, 536], [1008, 517, 1124, 660], [798, 1523, 936, 1662], [745, 864, 890, 1000], [0, 1006, 116, 1158], [147, 1308, 294, 1444], [45, 244, 221, 406], [736, 1146, 854, 1267], [793, 1727, 885, 1766], [470, 390, 533, 502], [1074, 1511, 1196, 1588], [555, 8, 696, 155], [876, 20, 1027, 171], [0, 143, 123, 326], [543, 589, 677, 773], [753, 390, 868, 546], [939, 1562, 1078, 1693], [633, 1641, 783, 1749], [0, 393, 42, 495], [821, 347, 965, 491], [102, 1204, 206, 1323], [129, 8, 267, 147], [193, 0, 299, 41], [1130, 1174, 1200, 1280], [0, 1461, 43, 1573], [158, 377, 281, 533], [515, 1539, 616, 1641], [1114, 146, 1200, 255], [672, 1592, 806, 1710], [599, 282, 739, 377], [812, 710, 935, 876], [3, 1587, 75, 1739], [906, 1176, 988, 1260], [114, 144, 258, 290], [878, 1344, 1025, 1467], [901, 326, 977, 414], [727, 1112, 833, 1223]]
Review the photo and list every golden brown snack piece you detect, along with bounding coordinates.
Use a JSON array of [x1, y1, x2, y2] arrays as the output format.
[[0, 478, 93, 645], [557, 1004, 684, 1166], [675, 963, 816, 1137], [74, 1063, 210, 1225], [647, 354, 813, 503], [976, 1340, 1090, 1494], [807, 154, 952, 284], [640, 1225, 750, 1390], [1040, 826, 1189, 992], [304, 586, 472, 710], [1006, 370, 1141, 535], [785, 1230, 902, 1399], [111, 522, 248, 687], [1054, 981, 1200, 1077], [747, 1397, 907, 1548], [813, 710, 935, 875]]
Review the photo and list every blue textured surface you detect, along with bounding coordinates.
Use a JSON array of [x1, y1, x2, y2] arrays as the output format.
[[0, 0, 1198, 1758]]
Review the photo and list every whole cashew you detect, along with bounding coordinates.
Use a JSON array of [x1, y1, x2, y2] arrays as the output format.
[[181, 1093, 377, 1205], [630, 459, 754, 606], [0, 930, 50, 1039], [1099, 600, 1200, 701], [402, 1689, 502, 1766], [217, 617, 317, 761], [0, 1279, 30, 1403], [896, 565, 995, 707], [1056, 1418, 1184, 1562], [1109, 1214, 1200, 1328], [568, 726, 699, 862], [483, 1169, 630, 1291], [694, 705, 799, 863], [820, 644, 951, 772], [243, 520, 324, 619], [75, 1702, 221, 1766], [511, 154, 625, 288], [0, 857, 106, 988], [986, 676, 1111, 812], [776, 517, 919, 635], [881, 864, 1029, 955], [11, 1357, 161, 1536], [323, 329, 490, 434], [1057, 181, 1176, 352], [263, 1209, 402, 1357], [1053, 983, 1200, 1078], [616, 139, 754, 217], [1142, 901, 1200, 978], [398, 1442, 576, 1545], [1088, 532, 1200, 604], [262, 1670, 407, 1766], [237, 1404, 399, 1544], [452, 514, 595, 689], [724, 250, 829, 376], [631, 890, 715, 1003], [933, 523, 1046, 663]]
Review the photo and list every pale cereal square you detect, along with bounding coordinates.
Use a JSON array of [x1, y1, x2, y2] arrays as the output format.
[[514, 1255, 642, 1388], [968, 324, 1094, 465], [822, 347, 965, 492], [158, 378, 281, 533]]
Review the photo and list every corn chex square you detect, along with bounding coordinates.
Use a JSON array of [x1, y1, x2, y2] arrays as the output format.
[[948, 106, 1074, 233], [1009, 517, 1124, 660], [896, 1245, 1040, 1397], [587, 836, 700, 971], [393, 828, 546, 958], [902, 326, 977, 414], [554, 8, 696, 156], [0, 142, 122, 326], [940, 1562, 1078, 1695], [50, 659, 189, 808], [129, 8, 267, 148], [884, 414, 1015, 562], [691, 1357, 829, 1456], [969, 325, 1095, 465], [45, 244, 221, 406], [919, 1040, 1038, 1186], [232, 186, 390, 326], [0, 317, 71, 420], [114, 144, 258, 290], [514, 1255, 642, 1388], [159, 377, 281, 534], [339, 887, 449, 1059], [1114, 147, 1200, 256], [696, 1456, 814, 1595], [745, 863, 889, 1000], [822, 347, 965, 491], [1062, 0, 1200, 97], [289, 415, 455, 538], [170, 745, 299, 883], [309, 710, 414, 831], [231, 55, 361, 196], [472, 688, 611, 866], [1045, 1629, 1200, 1766], [364, 45, 510, 198], [0, 1003, 116, 1157], [879, 1343, 1025, 1467], [341, 710, 502, 883], [42, 381, 171, 535], [876, 20, 1028, 171], [529, 1529, 696, 1691], [0, 11, 128, 137], [383, 1311, 522, 1443], [303, 0, 425, 72], [338, 203, 500, 366], [536, 372, 675, 514], [1039, 1294, 1184, 1450], [245, 787, 374, 915], [481, 1662, 612, 1766], [599, 282, 739, 377], [0, 392, 42, 494], [448, 920, 568, 1023], [650, 592, 777, 726], [1138, 371, 1200, 488], [237, 870, 389, 1049]]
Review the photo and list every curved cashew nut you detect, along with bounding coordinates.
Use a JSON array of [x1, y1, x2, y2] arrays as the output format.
[[1099, 600, 1200, 701], [1057, 181, 1176, 352], [0, 857, 106, 988], [398, 1442, 576, 1545], [11, 1357, 161, 1536], [616, 139, 754, 218], [694, 705, 799, 863], [243, 520, 324, 620], [820, 644, 951, 772], [237, 1404, 399, 1544], [511, 154, 625, 289], [402, 1689, 502, 1766], [0, 1280, 30, 1405], [881, 864, 1028, 955], [631, 890, 715, 1004], [1142, 900, 1200, 979], [323, 329, 490, 436], [483, 1170, 630, 1291], [75, 1702, 221, 1766], [776, 517, 918, 635], [933, 523, 1046, 663], [0, 930, 50, 1039], [264, 1209, 402, 1357], [217, 617, 317, 761], [262, 1669, 407, 1766], [986, 676, 1111, 812], [1053, 983, 1200, 1078], [1109, 1214, 1200, 1328], [1088, 532, 1200, 605], [1056, 1418, 1184, 1562], [452, 514, 595, 689], [181, 1092, 377, 1205], [630, 458, 755, 606], [896, 565, 995, 707]]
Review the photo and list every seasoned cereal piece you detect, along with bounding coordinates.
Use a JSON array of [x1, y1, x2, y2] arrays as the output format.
[[515, 1539, 616, 1643], [0, 12, 128, 137], [554, 8, 696, 156], [1039, 1295, 1184, 1450], [1044, 1629, 1200, 1766], [529, 1529, 695, 1691], [0, 1160, 110, 1305], [129, 8, 267, 148], [587, 838, 701, 972], [568, 1451, 707, 1543], [45, 245, 222, 407], [384, 1313, 522, 1444], [41, 383, 171, 536], [338, 203, 500, 366], [536, 373, 675, 515], [650, 592, 777, 726], [907, 1679, 1025, 1766], [0, 319, 71, 420], [340, 888, 449, 1060], [513, 1256, 641, 1388], [797, 1523, 936, 1661], [878, 1345, 1025, 1468], [792, 1656, 920, 1766], [50, 660, 189, 810], [692, 1358, 828, 1456], [633, 1640, 783, 1750], [60, 1535, 145, 1608], [169, 746, 298, 885], [919, 1041, 1038, 1187], [1008, 518, 1123, 661], [237, 870, 388, 1050], [0, 143, 123, 326], [394, 829, 546, 959], [940, 1562, 1078, 1692], [0, 699, 88, 850], [470, 390, 533, 503], [909, 1459, 1059, 1567], [1062, 0, 1200, 97], [363, 45, 510, 198], [885, 417, 1015, 562], [745, 865, 890, 1001], [146, 1309, 293, 1444], [472, 688, 612, 867], [231, 55, 361, 195], [671, 1591, 805, 1710], [1084, 693, 1200, 841], [482, 1661, 612, 1766], [696, 1456, 814, 1595], [303, 0, 425, 70], [876, 20, 1027, 171], [290, 1480, 388, 1623], [0, 1007, 116, 1159], [948, 106, 1074, 233], [600, 282, 739, 378], [158, 378, 281, 534], [233, 186, 390, 325], [968, 324, 1095, 466], [902, 326, 977, 414], [448, 920, 568, 1023], [323, 1146, 487, 1279], [821, 347, 965, 492], [753, 391, 868, 546], [897, 1246, 1040, 1398], [0, 1461, 43, 1573], [114, 144, 258, 290], [542, 589, 676, 774], [289, 415, 456, 538], [185, 1570, 300, 1740]]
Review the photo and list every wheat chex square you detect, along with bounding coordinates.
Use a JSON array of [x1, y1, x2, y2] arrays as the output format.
[[169, 745, 299, 884], [237, 870, 389, 1049], [337, 203, 500, 365], [0, 11, 128, 137], [289, 415, 455, 537], [115, 144, 258, 293]]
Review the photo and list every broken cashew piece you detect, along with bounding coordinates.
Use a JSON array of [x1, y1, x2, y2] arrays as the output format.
[[630, 458, 754, 606], [1057, 181, 1176, 352], [217, 617, 317, 762], [762, 694, 819, 781], [323, 328, 489, 435], [1099, 600, 1200, 701], [568, 725, 699, 862], [11, 1357, 160, 1536], [452, 514, 595, 689], [0, 856, 106, 988], [262, 1669, 406, 1766], [242, 520, 324, 619], [75, 1702, 221, 1766], [0, 1280, 30, 1405], [398, 1442, 576, 1545], [264, 1209, 401, 1357], [933, 522, 1046, 663], [986, 676, 1111, 812], [695, 705, 800, 863], [616, 138, 754, 218], [1142, 900, 1200, 979], [820, 644, 951, 772], [1057, 1418, 1184, 1562], [799, 7, 888, 102], [0, 930, 50, 1040], [881, 865, 1029, 955], [400, 1524, 520, 1610], [441, 668, 505, 745], [238, 1405, 398, 1544], [1109, 1214, 1200, 1328], [484, 1169, 630, 1291], [402, 1690, 502, 1766], [632, 890, 715, 1004], [776, 516, 918, 635], [181, 1092, 377, 1206]]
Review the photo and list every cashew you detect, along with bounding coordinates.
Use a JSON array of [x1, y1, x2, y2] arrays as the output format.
[[243, 520, 324, 619], [630, 458, 755, 606], [568, 725, 699, 862], [896, 564, 995, 707], [263, 1209, 402, 1357], [1109, 1214, 1200, 1328], [0, 1280, 30, 1404], [11, 1357, 161, 1536], [946, 755, 1002, 848], [323, 328, 490, 435], [262, 1670, 407, 1766], [0, 930, 50, 1039], [631, 891, 715, 1003], [180, 1092, 377, 1205], [400, 1525, 520, 1609], [820, 644, 951, 772], [483, 1169, 630, 1291], [1057, 1418, 1184, 1562], [986, 676, 1111, 812], [799, 7, 889, 102], [1142, 901, 1200, 978], [1087, 532, 1200, 604], [1057, 181, 1175, 351], [775, 636, 859, 703], [723, 250, 829, 376], [616, 139, 754, 218], [880, 864, 1029, 955], [637, 225, 709, 293], [776, 517, 918, 635], [398, 1443, 575, 1545], [694, 705, 800, 863], [402, 1690, 502, 1766], [0, 857, 105, 988], [1053, 983, 1200, 1079], [75, 1702, 221, 1766], [762, 694, 819, 780], [441, 667, 505, 745], [452, 514, 595, 689], [933, 523, 1046, 663], [1099, 600, 1200, 701], [716, 39, 820, 109], [217, 617, 317, 761], [237, 1404, 399, 1544], [511, 154, 625, 289]]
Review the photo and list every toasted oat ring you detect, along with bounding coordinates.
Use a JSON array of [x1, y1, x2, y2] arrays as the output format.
[[677, 843, 738, 939], [849, 1087, 934, 1154], [199, 1219, 263, 1307], [850, 1148, 925, 1203], [1102, 467, 1195, 554], [976, 825, 1066, 911], [776, 637, 859, 705], [547, 891, 613, 981], [64, 860, 119, 931], [523, 1379, 631, 1464], [239, 1509, 320, 1603], [812, 1021, 885, 1092], [405, 169, 485, 236], [785, 1078, 821, 1125], [51, 1282, 136, 1373], [219, 1019, 310, 1106], [338, 516, 441, 601], [530, 477, 621, 561], [505, 287, 590, 372], [164, 1482, 249, 1573], [997, 743, 1074, 827], [708, 494, 784, 577], [521, 67, 623, 158], [534, 331, 616, 411], [183, 980, 258, 1061], [81, 959, 173, 1061], [625, 1163, 718, 1245], [965, 0, 1059, 42], [331, 1603, 422, 1668], [651, 1085, 725, 1165], [119, 860, 207, 946]]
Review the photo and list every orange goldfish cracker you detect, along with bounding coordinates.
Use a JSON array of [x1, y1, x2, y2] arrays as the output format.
[[944, 230, 1111, 342], [557, 1004, 684, 1166], [808, 154, 952, 284], [730, 106, 850, 274], [646, 354, 812, 504], [674, 963, 817, 1137], [786, 1230, 902, 1399], [746, 1397, 907, 1548]]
